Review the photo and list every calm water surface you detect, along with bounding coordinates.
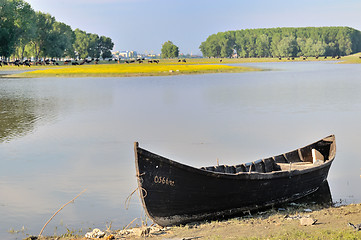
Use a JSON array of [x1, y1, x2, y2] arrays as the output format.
[[1, 62, 361, 239]]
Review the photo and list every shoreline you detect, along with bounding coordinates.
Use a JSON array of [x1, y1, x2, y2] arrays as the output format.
[[3, 61, 260, 78], [1, 54, 360, 78], [24, 202, 361, 240], [1, 54, 360, 79], [0, 56, 350, 78]]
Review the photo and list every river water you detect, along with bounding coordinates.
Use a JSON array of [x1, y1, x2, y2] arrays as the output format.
[[0, 61, 360, 239]]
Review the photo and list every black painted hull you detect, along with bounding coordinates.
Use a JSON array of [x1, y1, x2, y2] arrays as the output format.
[[134, 135, 336, 226]]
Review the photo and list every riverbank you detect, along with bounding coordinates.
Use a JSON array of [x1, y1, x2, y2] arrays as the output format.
[[6, 60, 260, 78], [0, 56, 345, 78], [3, 54, 361, 78], [27, 203, 361, 240]]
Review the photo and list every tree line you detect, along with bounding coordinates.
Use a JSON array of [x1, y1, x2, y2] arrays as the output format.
[[200, 27, 361, 58], [0, 0, 114, 60]]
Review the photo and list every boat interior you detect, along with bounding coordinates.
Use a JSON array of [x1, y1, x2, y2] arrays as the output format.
[[201, 138, 335, 174]]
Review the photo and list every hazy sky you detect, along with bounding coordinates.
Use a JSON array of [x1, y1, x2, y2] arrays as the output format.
[[25, 0, 361, 55]]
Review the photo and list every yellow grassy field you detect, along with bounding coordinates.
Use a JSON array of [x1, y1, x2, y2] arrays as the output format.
[[12, 61, 259, 78]]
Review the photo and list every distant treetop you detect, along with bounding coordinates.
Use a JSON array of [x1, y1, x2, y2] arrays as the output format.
[[161, 41, 179, 58], [199, 27, 361, 58]]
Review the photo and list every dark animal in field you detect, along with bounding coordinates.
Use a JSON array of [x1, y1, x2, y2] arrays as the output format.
[[64, 60, 71, 65], [178, 59, 181, 62], [303, 57, 307, 60], [108, 59, 113, 61], [348, 222, 361, 231], [72, 62, 79, 65], [130, 60, 135, 63], [315, 56, 319, 59], [12, 60, 21, 67], [182, 59, 186, 63], [337, 56, 341, 59], [148, 60, 153, 63], [278, 57, 282, 60], [139, 60, 143, 64], [291, 57, 295, 60], [220, 59, 222, 62], [125, 60, 129, 64], [153, 60, 159, 64], [324, 56, 327, 59]]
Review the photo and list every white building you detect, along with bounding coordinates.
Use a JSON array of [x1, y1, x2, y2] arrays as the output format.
[[113, 51, 138, 59]]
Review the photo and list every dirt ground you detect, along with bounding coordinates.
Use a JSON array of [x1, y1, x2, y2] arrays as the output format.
[[32, 203, 361, 240]]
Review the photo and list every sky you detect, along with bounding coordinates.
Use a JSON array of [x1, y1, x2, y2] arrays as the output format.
[[25, 0, 361, 55]]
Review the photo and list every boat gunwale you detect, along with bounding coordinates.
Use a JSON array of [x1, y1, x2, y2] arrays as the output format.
[[135, 135, 335, 180]]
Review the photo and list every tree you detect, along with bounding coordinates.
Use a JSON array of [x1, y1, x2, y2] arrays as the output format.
[[87, 33, 100, 58], [277, 37, 297, 57], [43, 21, 74, 58], [32, 11, 55, 59], [73, 29, 89, 59], [73, 30, 114, 59], [0, 0, 23, 57], [161, 41, 179, 58], [255, 34, 270, 57], [12, 0, 36, 59], [99, 36, 114, 59]]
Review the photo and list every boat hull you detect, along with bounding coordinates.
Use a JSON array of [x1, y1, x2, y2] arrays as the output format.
[[134, 135, 335, 226]]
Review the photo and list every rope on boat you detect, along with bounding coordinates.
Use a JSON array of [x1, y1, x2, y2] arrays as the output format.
[[125, 187, 139, 210], [125, 173, 148, 210]]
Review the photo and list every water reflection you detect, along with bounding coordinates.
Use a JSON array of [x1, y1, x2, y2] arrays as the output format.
[[295, 180, 332, 206], [0, 97, 49, 142], [0, 77, 115, 142]]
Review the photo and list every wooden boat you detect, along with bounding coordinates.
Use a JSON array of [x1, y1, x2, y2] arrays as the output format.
[[134, 135, 336, 226]]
